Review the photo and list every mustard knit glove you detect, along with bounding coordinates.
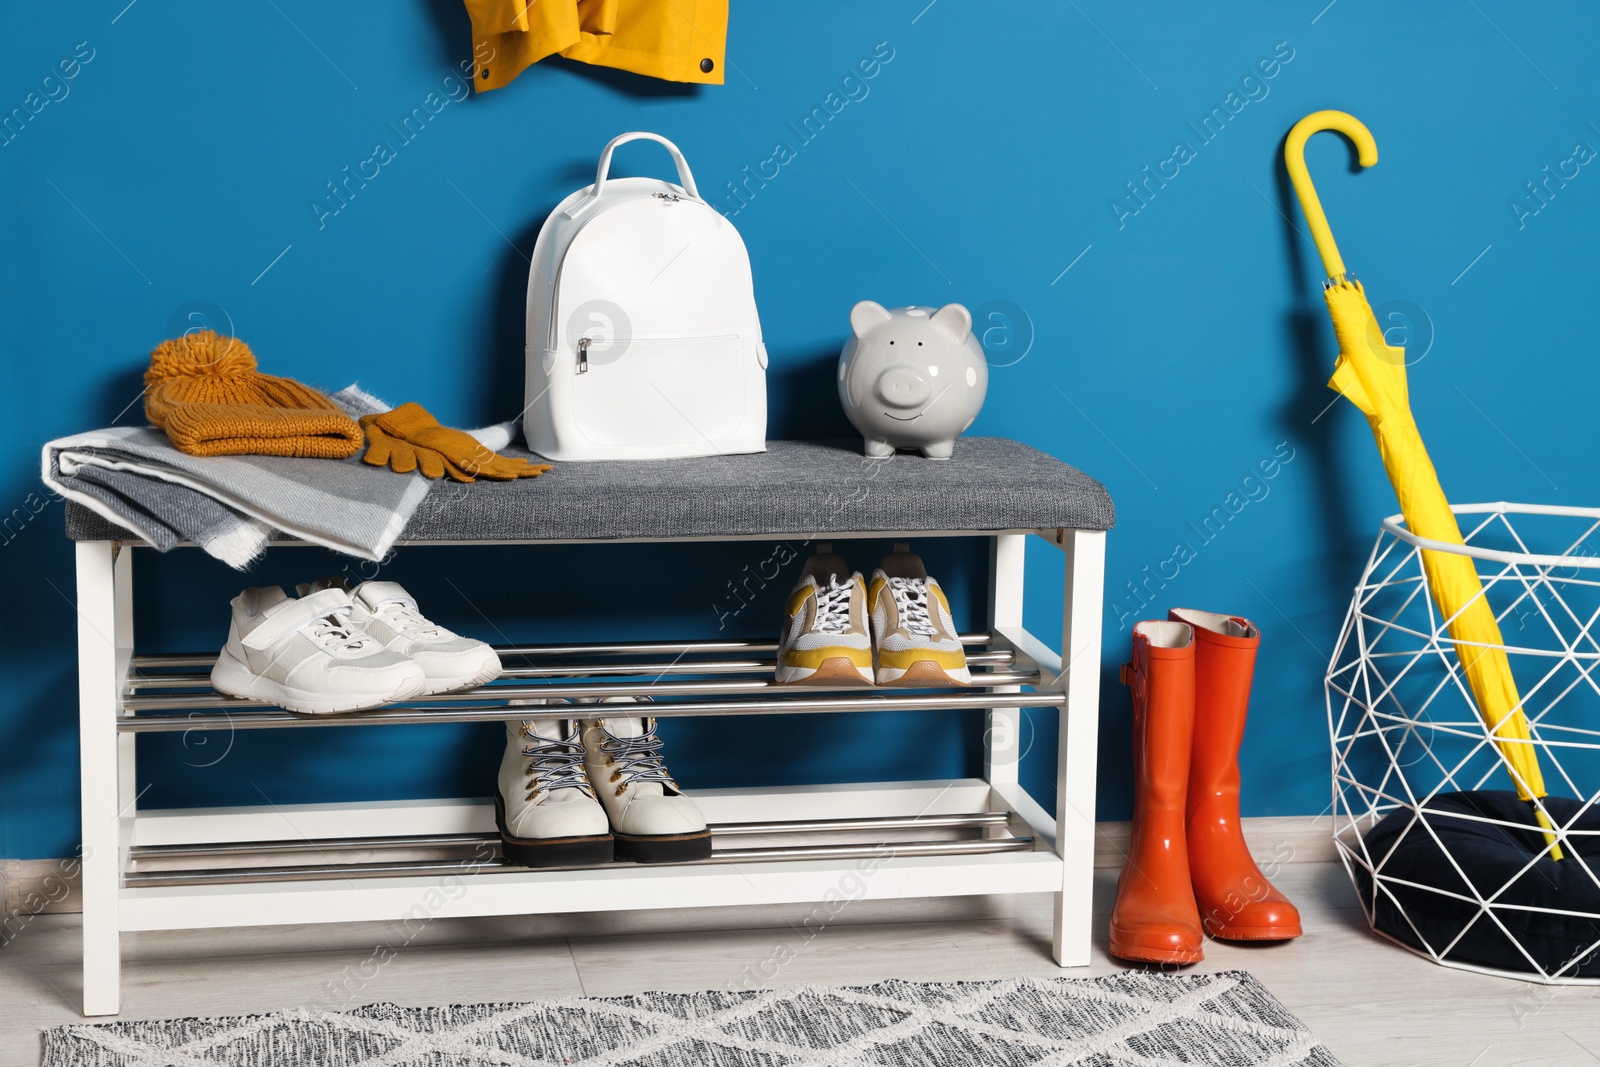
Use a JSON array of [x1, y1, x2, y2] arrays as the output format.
[[360, 416, 472, 482], [360, 403, 551, 482]]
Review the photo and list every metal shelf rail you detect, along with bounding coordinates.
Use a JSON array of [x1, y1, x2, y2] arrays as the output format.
[[74, 527, 1106, 1016]]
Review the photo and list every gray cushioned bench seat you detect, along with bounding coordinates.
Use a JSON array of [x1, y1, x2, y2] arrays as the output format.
[[63, 437, 1113, 543]]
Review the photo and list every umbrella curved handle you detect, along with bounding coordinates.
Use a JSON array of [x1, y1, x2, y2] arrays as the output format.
[[1285, 110, 1379, 282]]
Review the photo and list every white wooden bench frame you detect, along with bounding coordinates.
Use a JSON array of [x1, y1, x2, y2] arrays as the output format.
[[74, 527, 1105, 1016]]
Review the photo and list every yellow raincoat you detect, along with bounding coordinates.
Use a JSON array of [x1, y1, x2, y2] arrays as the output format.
[[465, 0, 728, 92]]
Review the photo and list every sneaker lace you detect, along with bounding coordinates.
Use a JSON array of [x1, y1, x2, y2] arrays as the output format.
[[522, 725, 594, 798], [305, 609, 373, 653], [812, 577, 857, 635], [597, 722, 676, 793], [888, 576, 937, 637], [373, 598, 443, 638]]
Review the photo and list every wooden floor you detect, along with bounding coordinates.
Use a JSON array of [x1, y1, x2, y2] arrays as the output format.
[[2, 862, 1597, 1066]]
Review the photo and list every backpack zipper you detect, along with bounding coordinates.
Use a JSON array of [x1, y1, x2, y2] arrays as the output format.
[[573, 332, 743, 373]]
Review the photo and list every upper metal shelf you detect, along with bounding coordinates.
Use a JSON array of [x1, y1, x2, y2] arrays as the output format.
[[118, 632, 1060, 731]]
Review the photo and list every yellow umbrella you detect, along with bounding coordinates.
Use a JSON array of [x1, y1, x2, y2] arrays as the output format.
[[1285, 110, 1562, 860]]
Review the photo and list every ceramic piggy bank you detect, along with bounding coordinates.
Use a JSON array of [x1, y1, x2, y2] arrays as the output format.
[[838, 301, 988, 459]]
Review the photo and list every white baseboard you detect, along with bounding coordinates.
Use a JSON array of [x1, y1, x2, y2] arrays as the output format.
[[1, 816, 1336, 919], [1, 856, 83, 943], [1092, 814, 1337, 869]]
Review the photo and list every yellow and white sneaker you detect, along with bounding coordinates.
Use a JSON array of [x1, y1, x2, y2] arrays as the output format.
[[775, 546, 874, 686], [869, 544, 971, 687]]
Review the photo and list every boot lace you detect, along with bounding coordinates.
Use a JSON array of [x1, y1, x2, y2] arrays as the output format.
[[812, 577, 857, 634], [595, 721, 676, 795], [887, 576, 937, 637], [522, 723, 594, 800]]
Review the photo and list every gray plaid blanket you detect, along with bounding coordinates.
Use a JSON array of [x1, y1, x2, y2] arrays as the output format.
[[39, 387, 516, 568], [41, 426, 430, 567]]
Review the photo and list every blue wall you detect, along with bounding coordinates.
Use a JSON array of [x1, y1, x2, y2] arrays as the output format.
[[4, 1, 1598, 858]]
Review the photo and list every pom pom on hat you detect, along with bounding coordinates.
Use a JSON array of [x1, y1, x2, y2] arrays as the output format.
[[145, 330, 258, 383]]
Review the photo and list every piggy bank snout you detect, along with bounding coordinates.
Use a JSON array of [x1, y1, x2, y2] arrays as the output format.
[[874, 366, 931, 408]]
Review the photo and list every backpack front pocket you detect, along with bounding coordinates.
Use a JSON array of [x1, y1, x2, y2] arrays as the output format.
[[570, 332, 752, 448]]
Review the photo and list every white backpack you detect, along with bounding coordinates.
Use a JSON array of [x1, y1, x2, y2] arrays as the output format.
[[523, 132, 768, 461]]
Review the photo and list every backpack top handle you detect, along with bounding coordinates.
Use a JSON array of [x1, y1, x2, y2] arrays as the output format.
[[591, 131, 701, 201]]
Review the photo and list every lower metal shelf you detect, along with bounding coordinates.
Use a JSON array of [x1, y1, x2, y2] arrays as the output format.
[[123, 811, 1035, 888], [126, 812, 1014, 863], [124, 839, 1037, 887]]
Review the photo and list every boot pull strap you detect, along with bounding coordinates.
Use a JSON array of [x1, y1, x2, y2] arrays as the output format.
[[1119, 662, 1134, 686]]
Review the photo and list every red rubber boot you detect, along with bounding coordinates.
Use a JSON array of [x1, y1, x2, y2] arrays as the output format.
[[1108, 620, 1205, 965], [1170, 608, 1303, 941]]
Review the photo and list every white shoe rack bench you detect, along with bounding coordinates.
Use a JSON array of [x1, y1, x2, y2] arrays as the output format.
[[68, 438, 1112, 1016]]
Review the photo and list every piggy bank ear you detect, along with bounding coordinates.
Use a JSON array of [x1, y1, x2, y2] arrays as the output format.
[[931, 303, 972, 342], [850, 300, 892, 339]]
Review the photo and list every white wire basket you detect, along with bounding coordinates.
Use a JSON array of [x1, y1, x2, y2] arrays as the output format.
[[1326, 503, 1600, 984]]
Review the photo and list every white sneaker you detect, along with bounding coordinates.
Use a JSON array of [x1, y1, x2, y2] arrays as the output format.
[[868, 544, 971, 686], [580, 702, 711, 863], [496, 705, 613, 867], [211, 586, 426, 716], [299, 578, 501, 695]]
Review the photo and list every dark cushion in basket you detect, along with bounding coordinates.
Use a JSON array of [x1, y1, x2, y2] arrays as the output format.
[[1356, 790, 1600, 977]]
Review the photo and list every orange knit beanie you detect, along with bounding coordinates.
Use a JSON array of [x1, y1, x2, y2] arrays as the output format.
[[143, 331, 362, 459]]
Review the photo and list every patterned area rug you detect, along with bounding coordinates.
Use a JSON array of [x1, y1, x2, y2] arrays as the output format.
[[42, 970, 1341, 1066]]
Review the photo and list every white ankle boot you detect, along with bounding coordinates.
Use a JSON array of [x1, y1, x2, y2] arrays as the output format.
[[580, 708, 711, 863], [496, 713, 613, 867]]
